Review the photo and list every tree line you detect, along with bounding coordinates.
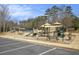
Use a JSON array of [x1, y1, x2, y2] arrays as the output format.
[[0, 5, 17, 32], [0, 5, 79, 32], [19, 5, 79, 30]]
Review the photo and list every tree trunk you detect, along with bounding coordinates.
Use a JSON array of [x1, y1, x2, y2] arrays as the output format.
[[3, 23, 5, 32]]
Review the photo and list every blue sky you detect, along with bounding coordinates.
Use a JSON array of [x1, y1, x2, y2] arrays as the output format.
[[8, 4, 79, 21]]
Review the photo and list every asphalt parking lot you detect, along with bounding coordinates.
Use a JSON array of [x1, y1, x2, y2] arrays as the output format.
[[0, 37, 79, 55]]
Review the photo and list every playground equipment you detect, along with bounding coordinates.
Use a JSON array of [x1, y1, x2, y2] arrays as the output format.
[[24, 28, 42, 37]]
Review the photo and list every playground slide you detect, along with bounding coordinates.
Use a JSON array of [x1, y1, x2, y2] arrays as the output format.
[[25, 32, 38, 37], [25, 32, 33, 36]]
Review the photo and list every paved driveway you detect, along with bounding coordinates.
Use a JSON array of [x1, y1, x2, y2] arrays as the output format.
[[0, 37, 79, 55]]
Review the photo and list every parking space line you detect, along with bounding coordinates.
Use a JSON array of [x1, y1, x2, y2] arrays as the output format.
[[0, 45, 35, 54], [39, 47, 56, 55], [0, 41, 16, 44], [0, 42, 22, 47]]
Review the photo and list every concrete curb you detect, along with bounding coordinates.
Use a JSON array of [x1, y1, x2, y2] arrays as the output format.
[[0, 35, 79, 51]]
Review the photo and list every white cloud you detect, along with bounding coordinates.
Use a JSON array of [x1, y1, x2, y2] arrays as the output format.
[[8, 5, 33, 18], [11, 11, 32, 16], [9, 4, 32, 12], [8, 4, 44, 21]]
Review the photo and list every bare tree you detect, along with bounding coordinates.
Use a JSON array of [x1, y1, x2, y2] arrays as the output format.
[[0, 4, 10, 32]]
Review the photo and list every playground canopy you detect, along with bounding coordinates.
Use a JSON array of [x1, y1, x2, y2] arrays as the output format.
[[41, 23, 51, 28], [52, 22, 63, 27], [54, 22, 62, 25], [41, 22, 63, 28]]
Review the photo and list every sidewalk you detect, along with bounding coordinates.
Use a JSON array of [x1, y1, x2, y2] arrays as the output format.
[[0, 32, 79, 50]]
